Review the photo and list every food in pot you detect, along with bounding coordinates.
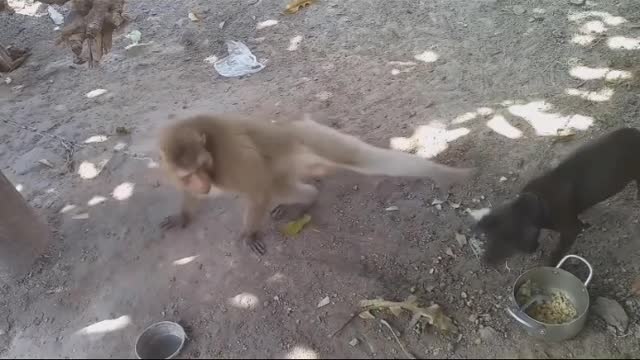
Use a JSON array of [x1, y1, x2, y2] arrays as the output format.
[[517, 280, 578, 324]]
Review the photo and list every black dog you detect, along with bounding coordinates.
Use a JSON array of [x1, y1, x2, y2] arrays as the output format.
[[477, 127, 640, 266]]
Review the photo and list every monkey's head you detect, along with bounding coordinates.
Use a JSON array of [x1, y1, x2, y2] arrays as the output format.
[[160, 126, 214, 195], [475, 193, 543, 266]]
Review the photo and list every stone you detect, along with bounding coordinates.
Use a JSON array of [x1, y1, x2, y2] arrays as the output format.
[[593, 297, 628, 332], [13, 147, 63, 175], [513, 5, 525, 15], [479, 326, 499, 341]]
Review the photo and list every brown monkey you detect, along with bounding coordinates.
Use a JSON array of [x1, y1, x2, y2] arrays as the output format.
[[159, 113, 475, 255]]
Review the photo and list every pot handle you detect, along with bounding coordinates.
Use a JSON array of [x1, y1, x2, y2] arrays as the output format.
[[506, 306, 546, 336], [555, 254, 593, 287]]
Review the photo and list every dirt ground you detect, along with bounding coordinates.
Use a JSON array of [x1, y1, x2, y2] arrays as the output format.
[[1, 0, 640, 358]]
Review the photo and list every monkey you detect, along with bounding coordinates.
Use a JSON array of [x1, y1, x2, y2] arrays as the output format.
[[0, 0, 14, 14], [158, 113, 475, 255]]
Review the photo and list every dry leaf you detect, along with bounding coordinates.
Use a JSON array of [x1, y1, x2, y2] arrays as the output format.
[[317, 296, 330, 308], [188, 11, 201, 21], [38, 159, 54, 168], [286, 0, 315, 14], [553, 128, 577, 143], [358, 310, 375, 319], [359, 295, 457, 333], [389, 306, 403, 317], [281, 214, 312, 236], [632, 277, 640, 297], [455, 232, 467, 247]]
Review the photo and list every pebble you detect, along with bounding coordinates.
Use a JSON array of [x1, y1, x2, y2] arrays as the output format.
[[569, 0, 586, 5], [349, 338, 359, 346], [593, 297, 628, 332], [513, 5, 526, 15], [445, 247, 455, 257], [479, 326, 499, 341], [461, 292, 468, 299], [447, 343, 455, 353], [317, 296, 331, 308], [455, 233, 467, 247]]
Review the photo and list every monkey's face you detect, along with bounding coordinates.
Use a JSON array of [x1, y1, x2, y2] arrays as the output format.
[[173, 152, 215, 195], [179, 169, 212, 194], [161, 131, 215, 195]]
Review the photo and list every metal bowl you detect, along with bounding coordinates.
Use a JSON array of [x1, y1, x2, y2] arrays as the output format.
[[135, 321, 186, 359], [507, 255, 593, 342]]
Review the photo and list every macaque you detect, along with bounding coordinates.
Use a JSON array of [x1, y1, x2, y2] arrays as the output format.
[[0, 0, 14, 14], [159, 114, 475, 255]]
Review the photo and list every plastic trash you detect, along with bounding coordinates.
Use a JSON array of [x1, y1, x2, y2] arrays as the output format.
[[125, 30, 142, 47], [47, 6, 64, 25], [214, 41, 265, 77]]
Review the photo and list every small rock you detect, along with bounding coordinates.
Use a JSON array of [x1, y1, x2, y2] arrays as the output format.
[[479, 326, 499, 341], [468, 314, 478, 323], [426, 285, 435, 293], [474, 338, 482, 345], [13, 148, 63, 175], [447, 343, 455, 353], [461, 292, 468, 299], [349, 338, 359, 346], [569, 0, 586, 5], [593, 297, 628, 332], [455, 233, 467, 247], [317, 296, 331, 308], [513, 5, 526, 15], [353, 185, 359, 191], [385, 206, 399, 211], [499, 176, 508, 182], [410, 286, 416, 293], [445, 247, 455, 257], [273, 296, 280, 301]]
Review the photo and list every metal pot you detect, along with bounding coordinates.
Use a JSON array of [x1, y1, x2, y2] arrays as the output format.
[[507, 254, 593, 342]]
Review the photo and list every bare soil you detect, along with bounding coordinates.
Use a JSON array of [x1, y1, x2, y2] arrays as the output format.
[[1, 0, 639, 358]]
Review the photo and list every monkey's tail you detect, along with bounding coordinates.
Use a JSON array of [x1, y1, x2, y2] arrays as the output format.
[[291, 116, 475, 190]]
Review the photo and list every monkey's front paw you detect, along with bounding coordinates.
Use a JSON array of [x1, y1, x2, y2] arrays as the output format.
[[242, 232, 266, 255], [160, 214, 189, 230]]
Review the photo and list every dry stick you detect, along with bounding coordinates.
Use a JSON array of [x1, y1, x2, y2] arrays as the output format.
[[380, 319, 415, 360], [1, 118, 155, 166], [328, 312, 360, 338]]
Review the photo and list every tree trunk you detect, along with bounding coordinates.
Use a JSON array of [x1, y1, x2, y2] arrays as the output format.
[[0, 171, 49, 283]]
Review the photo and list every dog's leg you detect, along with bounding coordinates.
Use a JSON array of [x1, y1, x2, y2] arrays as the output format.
[[549, 220, 581, 265]]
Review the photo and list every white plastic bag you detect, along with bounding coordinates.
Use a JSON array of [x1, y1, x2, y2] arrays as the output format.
[[214, 41, 265, 77]]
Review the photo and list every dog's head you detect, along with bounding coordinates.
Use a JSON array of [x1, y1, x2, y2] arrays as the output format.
[[475, 193, 543, 265]]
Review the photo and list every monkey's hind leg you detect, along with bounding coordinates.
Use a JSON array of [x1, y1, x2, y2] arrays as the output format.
[[270, 182, 319, 220]]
